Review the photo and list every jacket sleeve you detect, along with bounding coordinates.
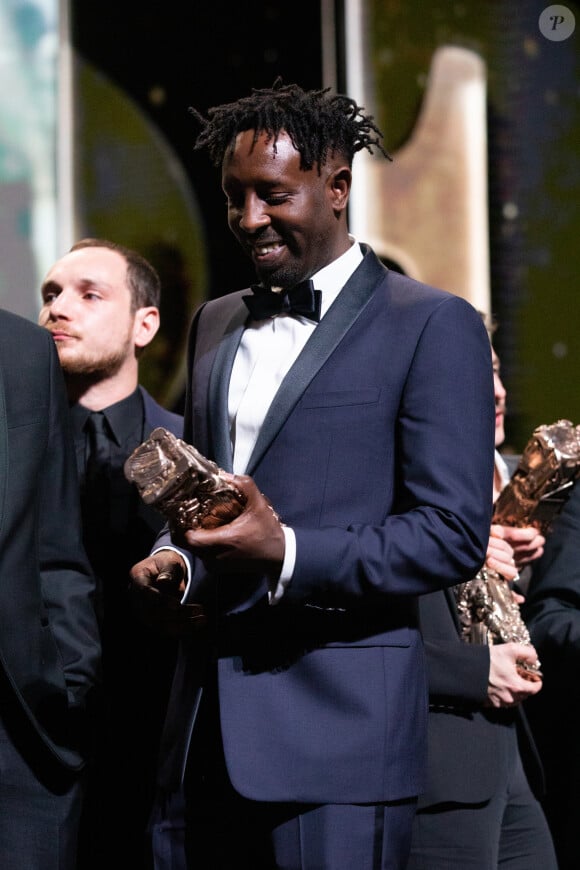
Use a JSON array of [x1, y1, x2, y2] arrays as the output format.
[[419, 591, 490, 705], [286, 295, 495, 603], [523, 482, 580, 670], [38, 335, 101, 708]]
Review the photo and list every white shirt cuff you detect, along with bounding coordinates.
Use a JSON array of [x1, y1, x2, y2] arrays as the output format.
[[154, 527, 296, 607], [152, 545, 192, 604], [269, 525, 296, 605]]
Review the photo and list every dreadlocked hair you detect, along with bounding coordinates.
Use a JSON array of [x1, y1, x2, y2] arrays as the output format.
[[189, 78, 391, 172]]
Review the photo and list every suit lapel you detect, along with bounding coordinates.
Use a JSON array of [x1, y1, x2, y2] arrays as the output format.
[[245, 248, 384, 473], [206, 300, 247, 471], [202, 247, 387, 475]]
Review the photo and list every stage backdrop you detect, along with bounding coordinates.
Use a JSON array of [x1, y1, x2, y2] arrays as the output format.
[[1, 1, 577, 446]]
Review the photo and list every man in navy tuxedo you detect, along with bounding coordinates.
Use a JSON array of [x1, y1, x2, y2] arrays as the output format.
[[130, 80, 496, 869], [0, 307, 101, 868], [39, 239, 183, 869]]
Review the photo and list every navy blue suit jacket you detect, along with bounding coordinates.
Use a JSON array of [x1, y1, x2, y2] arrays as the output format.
[[156, 246, 495, 804], [0, 309, 101, 770], [142, 386, 183, 439]]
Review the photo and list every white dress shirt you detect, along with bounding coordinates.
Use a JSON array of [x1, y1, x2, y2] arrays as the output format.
[[173, 239, 364, 604], [229, 240, 363, 473], [228, 240, 363, 602]]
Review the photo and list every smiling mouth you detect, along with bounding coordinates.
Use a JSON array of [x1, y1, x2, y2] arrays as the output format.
[[252, 241, 282, 257]]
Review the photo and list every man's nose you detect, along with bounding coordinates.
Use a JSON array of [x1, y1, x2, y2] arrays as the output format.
[[238, 197, 270, 233], [45, 292, 72, 319]]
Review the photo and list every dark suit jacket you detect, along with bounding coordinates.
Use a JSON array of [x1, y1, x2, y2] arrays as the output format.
[[142, 387, 183, 435], [77, 386, 183, 615], [522, 479, 580, 855], [73, 385, 183, 868], [157, 246, 495, 804], [523, 478, 580, 666], [91, 385, 182, 677], [134, 387, 183, 565], [418, 586, 544, 806], [75, 391, 183, 741], [417, 451, 545, 806], [0, 309, 101, 770]]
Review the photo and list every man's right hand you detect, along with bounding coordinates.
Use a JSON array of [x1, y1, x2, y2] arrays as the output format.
[[129, 551, 207, 637], [486, 525, 519, 581], [486, 642, 543, 708]]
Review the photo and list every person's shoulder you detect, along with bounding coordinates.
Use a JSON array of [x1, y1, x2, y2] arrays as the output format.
[[199, 289, 249, 314], [0, 307, 46, 336], [187, 291, 249, 347], [380, 267, 482, 328], [387, 268, 451, 299], [0, 308, 53, 354], [139, 386, 183, 435], [362, 246, 471, 310], [385, 268, 466, 306]]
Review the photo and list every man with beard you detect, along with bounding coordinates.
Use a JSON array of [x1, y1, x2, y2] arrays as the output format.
[[129, 81, 496, 869], [39, 239, 183, 869]]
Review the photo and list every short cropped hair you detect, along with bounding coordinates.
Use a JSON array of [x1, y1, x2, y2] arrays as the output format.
[[190, 78, 391, 173], [70, 238, 161, 312]]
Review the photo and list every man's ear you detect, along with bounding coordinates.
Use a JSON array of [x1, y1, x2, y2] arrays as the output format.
[[133, 306, 160, 350], [327, 166, 352, 213]]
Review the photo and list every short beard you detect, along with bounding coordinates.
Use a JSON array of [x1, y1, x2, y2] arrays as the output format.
[[255, 264, 303, 290], [59, 346, 128, 394]]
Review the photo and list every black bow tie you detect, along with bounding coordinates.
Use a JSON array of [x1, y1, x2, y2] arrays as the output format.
[[243, 279, 322, 322]]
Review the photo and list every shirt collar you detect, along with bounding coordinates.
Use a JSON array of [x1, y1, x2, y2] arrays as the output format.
[[310, 237, 364, 318], [71, 388, 142, 446], [495, 449, 511, 488]]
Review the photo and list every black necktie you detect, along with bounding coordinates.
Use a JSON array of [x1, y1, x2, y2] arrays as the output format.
[[83, 411, 112, 545], [85, 411, 111, 486], [243, 279, 322, 322]]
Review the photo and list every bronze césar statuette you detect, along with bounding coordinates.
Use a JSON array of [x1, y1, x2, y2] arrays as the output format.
[[124, 427, 246, 533], [455, 419, 580, 681]]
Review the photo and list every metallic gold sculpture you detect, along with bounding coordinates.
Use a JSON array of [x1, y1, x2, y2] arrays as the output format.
[[493, 420, 580, 534], [124, 427, 246, 534], [455, 420, 580, 680]]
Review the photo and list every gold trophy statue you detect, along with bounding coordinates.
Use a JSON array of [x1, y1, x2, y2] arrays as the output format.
[[455, 420, 580, 679], [124, 427, 246, 534]]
